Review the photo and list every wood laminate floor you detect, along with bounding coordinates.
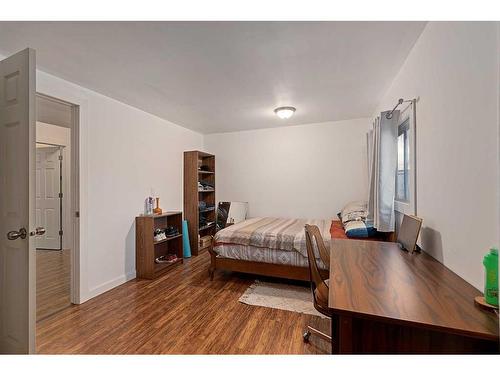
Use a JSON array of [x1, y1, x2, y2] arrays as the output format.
[[36, 248, 71, 321], [36, 251, 330, 354]]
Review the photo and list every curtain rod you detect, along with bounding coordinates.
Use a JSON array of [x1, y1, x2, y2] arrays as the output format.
[[385, 98, 415, 119]]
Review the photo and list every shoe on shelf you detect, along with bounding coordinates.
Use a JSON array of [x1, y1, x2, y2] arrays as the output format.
[[165, 226, 180, 237], [154, 228, 166, 242], [155, 254, 178, 264]]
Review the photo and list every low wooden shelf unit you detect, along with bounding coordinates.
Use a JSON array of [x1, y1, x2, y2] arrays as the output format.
[[136, 211, 183, 279]]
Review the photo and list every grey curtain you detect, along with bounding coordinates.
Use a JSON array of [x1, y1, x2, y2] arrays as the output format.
[[366, 129, 373, 182], [367, 110, 400, 232]]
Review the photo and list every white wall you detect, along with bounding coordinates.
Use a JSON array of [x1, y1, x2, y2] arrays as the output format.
[[36, 95, 72, 128], [374, 22, 500, 290], [26, 62, 203, 303], [204, 118, 370, 219], [36, 121, 71, 146]]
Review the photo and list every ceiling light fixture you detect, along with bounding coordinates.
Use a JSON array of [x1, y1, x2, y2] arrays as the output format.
[[274, 106, 296, 119]]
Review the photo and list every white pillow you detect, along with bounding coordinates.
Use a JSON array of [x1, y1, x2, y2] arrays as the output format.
[[340, 201, 367, 225]]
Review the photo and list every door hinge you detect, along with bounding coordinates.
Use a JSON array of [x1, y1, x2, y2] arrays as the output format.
[[59, 155, 63, 161], [59, 192, 63, 198], [59, 230, 63, 236], [75, 211, 80, 218]]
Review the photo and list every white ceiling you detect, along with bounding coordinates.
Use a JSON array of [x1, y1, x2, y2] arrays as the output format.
[[0, 22, 426, 134]]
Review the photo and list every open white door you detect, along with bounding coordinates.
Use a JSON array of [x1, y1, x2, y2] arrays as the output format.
[[0, 48, 37, 354], [36, 146, 62, 250]]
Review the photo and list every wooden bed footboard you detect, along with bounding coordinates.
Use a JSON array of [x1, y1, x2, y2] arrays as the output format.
[[208, 240, 327, 282]]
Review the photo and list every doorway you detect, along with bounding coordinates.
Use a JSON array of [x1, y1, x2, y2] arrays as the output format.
[[36, 145, 63, 250], [35, 93, 77, 321]]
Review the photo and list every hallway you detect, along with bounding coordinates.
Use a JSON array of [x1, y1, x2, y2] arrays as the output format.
[[36, 249, 71, 321]]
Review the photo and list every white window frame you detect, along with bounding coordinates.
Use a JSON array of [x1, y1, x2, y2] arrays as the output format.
[[394, 100, 416, 215]]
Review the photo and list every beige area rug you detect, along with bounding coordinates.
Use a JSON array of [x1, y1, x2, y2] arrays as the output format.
[[239, 280, 326, 317]]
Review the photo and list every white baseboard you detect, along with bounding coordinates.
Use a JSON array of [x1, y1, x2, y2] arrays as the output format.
[[80, 270, 136, 303]]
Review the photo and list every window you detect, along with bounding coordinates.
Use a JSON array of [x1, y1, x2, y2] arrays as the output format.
[[396, 119, 410, 202], [394, 104, 416, 215]]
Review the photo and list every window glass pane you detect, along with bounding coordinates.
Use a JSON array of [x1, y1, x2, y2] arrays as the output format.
[[404, 129, 410, 200], [396, 119, 410, 202], [396, 134, 406, 200]]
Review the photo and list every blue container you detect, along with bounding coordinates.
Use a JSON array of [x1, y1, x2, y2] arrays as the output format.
[[182, 220, 191, 258]]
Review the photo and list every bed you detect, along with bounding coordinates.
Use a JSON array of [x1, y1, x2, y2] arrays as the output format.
[[209, 217, 331, 281], [209, 216, 394, 281]]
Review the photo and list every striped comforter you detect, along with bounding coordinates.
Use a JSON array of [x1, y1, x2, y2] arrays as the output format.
[[213, 217, 331, 258]]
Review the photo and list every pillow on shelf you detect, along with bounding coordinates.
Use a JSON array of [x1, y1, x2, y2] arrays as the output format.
[[344, 220, 377, 238]]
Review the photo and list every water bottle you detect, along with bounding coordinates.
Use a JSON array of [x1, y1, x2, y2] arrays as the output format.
[[144, 196, 153, 215], [483, 247, 498, 306]]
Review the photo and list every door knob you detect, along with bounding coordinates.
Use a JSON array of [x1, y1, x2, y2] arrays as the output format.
[[7, 228, 27, 240], [30, 227, 46, 236]]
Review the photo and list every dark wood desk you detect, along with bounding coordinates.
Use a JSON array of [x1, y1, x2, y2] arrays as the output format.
[[328, 239, 499, 353]]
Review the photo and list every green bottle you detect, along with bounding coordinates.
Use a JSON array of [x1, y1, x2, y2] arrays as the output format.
[[483, 248, 498, 306]]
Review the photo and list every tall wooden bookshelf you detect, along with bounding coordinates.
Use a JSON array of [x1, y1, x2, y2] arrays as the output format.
[[184, 151, 216, 256]]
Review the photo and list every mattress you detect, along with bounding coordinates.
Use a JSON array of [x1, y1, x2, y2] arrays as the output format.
[[213, 243, 327, 269], [213, 217, 331, 269], [214, 217, 331, 258]]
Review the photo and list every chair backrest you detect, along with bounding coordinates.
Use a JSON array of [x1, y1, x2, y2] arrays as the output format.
[[304, 224, 330, 298], [397, 214, 423, 253]]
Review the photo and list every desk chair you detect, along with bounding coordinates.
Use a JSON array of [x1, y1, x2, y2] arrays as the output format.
[[397, 214, 423, 253], [303, 224, 332, 343]]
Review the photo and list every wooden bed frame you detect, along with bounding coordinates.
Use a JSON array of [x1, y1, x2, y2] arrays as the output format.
[[208, 246, 309, 281], [208, 241, 329, 281]]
